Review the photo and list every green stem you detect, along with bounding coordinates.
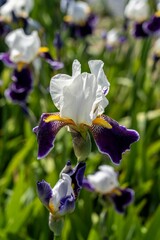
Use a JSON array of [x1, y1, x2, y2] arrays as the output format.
[[54, 235, 61, 240]]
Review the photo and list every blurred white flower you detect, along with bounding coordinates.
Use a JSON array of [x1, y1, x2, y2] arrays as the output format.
[[0, 0, 33, 20], [124, 0, 149, 22], [87, 165, 119, 194], [106, 29, 121, 48], [5, 28, 40, 64], [64, 1, 91, 24]]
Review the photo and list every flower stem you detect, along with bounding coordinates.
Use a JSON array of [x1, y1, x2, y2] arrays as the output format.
[[54, 235, 61, 240]]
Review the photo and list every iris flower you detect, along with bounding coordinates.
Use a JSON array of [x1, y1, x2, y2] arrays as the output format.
[[0, 28, 63, 105], [62, 0, 97, 38], [0, 0, 33, 20], [83, 165, 134, 213], [0, 28, 63, 71], [37, 161, 86, 234], [124, 0, 150, 38], [33, 59, 139, 164]]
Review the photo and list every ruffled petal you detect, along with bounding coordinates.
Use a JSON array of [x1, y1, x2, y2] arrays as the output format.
[[90, 115, 140, 164], [37, 180, 53, 208], [88, 60, 110, 95], [50, 74, 73, 110], [110, 188, 134, 213], [33, 113, 70, 159]]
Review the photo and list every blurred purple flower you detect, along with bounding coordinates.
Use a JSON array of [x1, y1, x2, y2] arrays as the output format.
[[83, 165, 134, 213]]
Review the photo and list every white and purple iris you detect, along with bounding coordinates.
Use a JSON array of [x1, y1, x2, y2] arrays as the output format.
[[37, 161, 86, 220], [124, 0, 160, 38], [62, 0, 97, 38], [33, 59, 139, 164], [0, 28, 63, 105], [0, 0, 33, 20], [83, 165, 134, 213]]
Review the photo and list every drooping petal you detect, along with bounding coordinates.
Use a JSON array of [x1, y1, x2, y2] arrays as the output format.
[[37, 180, 53, 208], [39, 51, 64, 70], [110, 188, 134, 213], [33, 113, 71, 159], [143, 14, 160, 35], [90, 115, 139, 164], [0, 52, 15, 67], [5, 67, 33, 104], [82, 178, 95, 192], [133, 22, 148, 38], [69, 161, 86, 198]]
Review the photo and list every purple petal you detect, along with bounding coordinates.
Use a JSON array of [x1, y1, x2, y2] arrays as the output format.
[[143, 15, 160, 35], [33, 113, 68, 159], [64, 13, 97, 38], [40, 52, 64, 70], [0, 52, 15, 67], [54, 32, 63, 50], [37, 180, 53, 207], [62, 161, 86, 199], [82, 178, 95, 192], [90, 115, 140, 164], [110, 188, 134, 213], [5, 67, 33, 104], [133, 22, 148, 38], [59, 194, 75, 216]]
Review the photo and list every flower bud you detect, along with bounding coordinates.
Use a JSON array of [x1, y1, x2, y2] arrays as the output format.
[[71, 130, 91, 161], [49, 213, 64, 236]]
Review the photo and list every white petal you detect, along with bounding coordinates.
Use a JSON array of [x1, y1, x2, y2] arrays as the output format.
[[87, 166, 118, 194], [5, 29, 40, 63], [50, 74, 73, 110], [61, 73, 98, 125], [67, 1, 90, 24], [51, 173, 73, 209], [88, 60, 110, 96], [72, 59, 81, 77]]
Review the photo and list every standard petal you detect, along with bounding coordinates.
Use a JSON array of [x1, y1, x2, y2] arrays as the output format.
[[61, 73, 101, 125], [50, 74, 73, 110], [72, 59, 81, 77], [110, 188, 134, 213], [90, 115, 140, 164], [88, 60, 110, 95], [37, 180, 53, 208], [33, 113, 69, 159]]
